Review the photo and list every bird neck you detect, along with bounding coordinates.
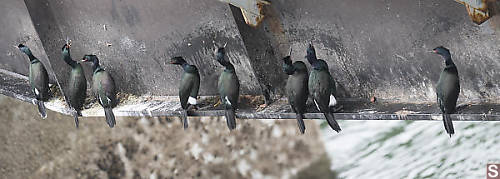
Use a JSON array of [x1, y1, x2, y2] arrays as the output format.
[[182, 63, 197, 73], [306, 55, 317, 65], [63, 51, 77, 68], [283, 61, 295, 75], [306, 49, 319, 64], [92, 62, 103, 73], [311, 59, 328, 71], [29, 57, 40, 64], [443, 55, 455, 67], [224, 63, 235, 72], [23, 51, 37, 62]]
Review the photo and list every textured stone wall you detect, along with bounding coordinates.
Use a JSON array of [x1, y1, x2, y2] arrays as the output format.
[[0, 95, 327, 178]]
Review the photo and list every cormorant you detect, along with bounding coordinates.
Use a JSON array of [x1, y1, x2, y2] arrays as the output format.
[[306, 43, 341, 132], [62, 42, 87, 128], [170, 56, 200, 129], [18, 44, 49, 119], [82, 55, 117, 128], [432, 46, 460, 137], [214, 44, 240, 130], [283, 48, 309, 134]]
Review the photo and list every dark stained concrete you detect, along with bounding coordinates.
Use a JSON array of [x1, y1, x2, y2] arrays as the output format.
[[21, 0, 262, 97]]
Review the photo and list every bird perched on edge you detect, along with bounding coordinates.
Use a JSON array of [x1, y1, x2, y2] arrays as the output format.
[[432, 46, 460, 137], [214, 43, 240, 130], [283, 48, 309, 134], [82, 55, 117, 128], [62, 41, 87, 128], [18, 44, 50, 119], [305, 43, 341, 132], [170, 56, 200, 129]]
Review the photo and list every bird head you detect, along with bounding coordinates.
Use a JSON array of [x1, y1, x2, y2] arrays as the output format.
[[169, 56, 186, 65], [214, 43, 230, 66], [305, 42, 317, 64], [17, 44, 31, 55], [82, 54, 98, 64], [62, 43, 70, 55], [432, 46, 451, 58], [282, 55, 294, 75], [62, 37, 71, 53]]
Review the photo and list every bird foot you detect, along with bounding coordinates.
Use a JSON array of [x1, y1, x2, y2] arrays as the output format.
[[256, 103, 267, 111], [187, 105, 198, 111], [330, 105, 343, 112], [213, 100, 221, 108]]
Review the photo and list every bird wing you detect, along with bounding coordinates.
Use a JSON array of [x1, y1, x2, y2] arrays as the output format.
[[316, 71, 333, 113], [31, 61, 50, 100], [287, 87, 297, 112], [179, 73, 193, 109], [95, 71, 116, 108], [226, 74, 240, 109], [218, 71, 240, 109], [190, 72, 200, 99], [437, 95, 446, 113], [329, 74, 337, 96]]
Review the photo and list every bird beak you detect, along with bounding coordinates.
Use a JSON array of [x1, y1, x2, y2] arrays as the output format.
[[81, 58, 88, 62], [223, 42, 227, 48], [428, 50, 436, 54], [288, 47, 292, 56]]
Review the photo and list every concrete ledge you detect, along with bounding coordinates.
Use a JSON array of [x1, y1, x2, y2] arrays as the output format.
[[1, 69, 499, 121]]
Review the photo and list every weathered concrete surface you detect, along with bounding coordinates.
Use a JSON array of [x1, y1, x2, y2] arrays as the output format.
[[0, 95, 327, 178], [22, 0, 261, 96], [2, 0, 500, 111], [253, 0, 500, 103], [0, 0, 56, 82]]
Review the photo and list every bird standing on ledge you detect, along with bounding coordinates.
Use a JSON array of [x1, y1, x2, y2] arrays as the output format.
[[432, 46, 460, 137], [82, 55, 117, 128], [62, 41, 87, 128], [283, 48, 309, 134], [18, 44, 50, 119], [170, 56, 200, 129], [306, 43, 341, 133], [215, 44, 240, 130]]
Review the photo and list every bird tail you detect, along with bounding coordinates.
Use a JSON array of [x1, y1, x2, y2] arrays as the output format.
[[36, 100, 47, 119], [443, 114, 454, 137], [182, 110, 189, 130], [324, 112, 341, 133], [296, 113, 306, 134], [104, 107, 116, 128], [225, 109, 236, 130], [73, 110, 80, 128]]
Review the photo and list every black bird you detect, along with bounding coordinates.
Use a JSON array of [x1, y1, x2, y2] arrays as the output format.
[[82, 55, 117, 128], [214, 44, 240, 130], [306, 43, 341, 132], [170, 56, 200, 129], [432, 46, 460, 137], [283, 48, 309, 134], [62, 42, 87, 128], [18, 44, 49, 119]]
